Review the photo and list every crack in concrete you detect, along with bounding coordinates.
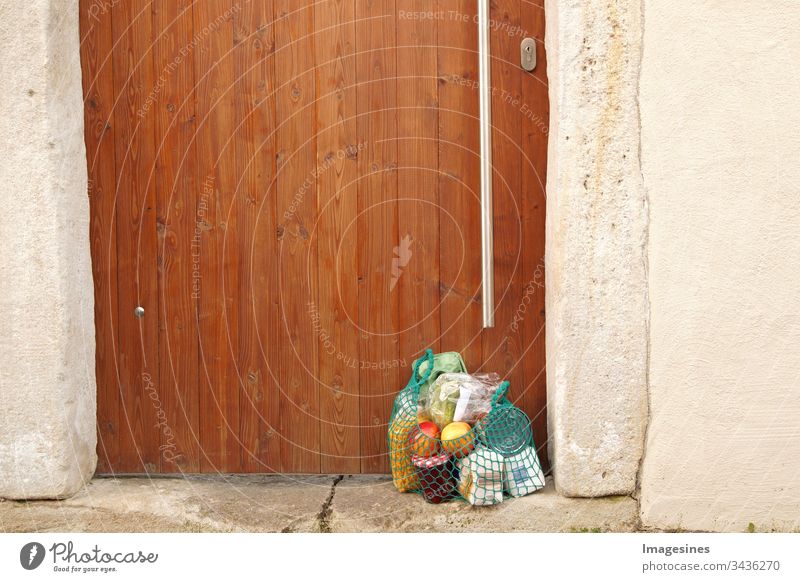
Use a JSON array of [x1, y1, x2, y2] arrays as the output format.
[[315, 475, 343, 533]]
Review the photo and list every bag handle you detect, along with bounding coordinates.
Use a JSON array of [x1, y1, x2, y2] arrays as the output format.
[[409, 348, 435, 396], [491, 380, 510, 407]]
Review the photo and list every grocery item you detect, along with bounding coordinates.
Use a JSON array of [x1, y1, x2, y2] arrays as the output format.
[[388, 394, 420, 492], [427, 376, 461, 427], [389, 421, 420, 492], [440, 421, 475, 458], [388, 349, 543, 505], [414, 351, 467, 422], [409, 421, 440, 457], [503, 446, 545, 497], [412, 452, 458, 504], [476, 405, 532, 457], [456, 447, 504, 506], [452, 373, 503, 424], [422, 372, 504, 427]]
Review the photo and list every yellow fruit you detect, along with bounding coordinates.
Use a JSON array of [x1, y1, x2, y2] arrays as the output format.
[[441, 422, 475, 458], [441, 421, 471, 440]]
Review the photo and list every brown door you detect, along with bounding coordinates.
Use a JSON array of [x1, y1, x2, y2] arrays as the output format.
[[80, 0, 548, 474]]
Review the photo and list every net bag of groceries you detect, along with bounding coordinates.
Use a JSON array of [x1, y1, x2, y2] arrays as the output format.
[[388, 349, 545, 505]]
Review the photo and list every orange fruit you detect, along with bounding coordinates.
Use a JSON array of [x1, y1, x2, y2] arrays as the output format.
[[409, 421, 440, 457]]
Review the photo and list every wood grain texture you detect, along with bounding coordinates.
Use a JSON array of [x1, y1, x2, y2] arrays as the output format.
[[480, 0, 525, 401], [80, 1, 120, 474], [110, 0, 162, 473], [520, 0, 549, 471], [152, 0, 200, 473], [193, 0, 240, 472], [274, 0, 321, 473], [315, 0, 361, 474], [396, 0, 441, 365], [85, 1, 548, 474], [234, 0, 282, 473], [437, 0, 483, 370], [355, 0, 400, 474]]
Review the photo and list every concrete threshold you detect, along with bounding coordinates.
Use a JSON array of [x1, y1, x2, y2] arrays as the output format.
[[0, 475, 639, 533]]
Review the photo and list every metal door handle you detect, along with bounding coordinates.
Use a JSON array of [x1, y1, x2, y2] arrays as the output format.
[[478, 0, 494, 328]]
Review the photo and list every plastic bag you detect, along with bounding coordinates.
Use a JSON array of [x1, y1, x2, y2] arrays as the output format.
[[504, 446, 546, 497], [422, 372, 503, 428], [456, 447, 505, 505], [413, 352, 467, 423]]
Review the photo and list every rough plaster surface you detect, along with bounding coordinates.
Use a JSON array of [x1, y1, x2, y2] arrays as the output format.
[[640, 1, 800, 532], [0, 0, 96, 499], [544, 0, 649, 496]]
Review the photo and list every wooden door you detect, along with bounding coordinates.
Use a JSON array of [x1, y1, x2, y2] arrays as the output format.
[[80, 0, 548, 474]]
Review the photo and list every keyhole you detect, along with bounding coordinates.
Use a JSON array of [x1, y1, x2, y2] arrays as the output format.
[[521, 38, 537, 72]]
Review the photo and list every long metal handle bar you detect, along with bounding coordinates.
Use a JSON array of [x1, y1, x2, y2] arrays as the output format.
[[478, 0, 494, 328]]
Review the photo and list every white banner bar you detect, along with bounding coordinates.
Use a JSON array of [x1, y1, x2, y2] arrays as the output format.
[[2, 533, 797, 581]]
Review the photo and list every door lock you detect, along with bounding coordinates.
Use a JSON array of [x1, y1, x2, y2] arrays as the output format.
[[521, 37, 537, 72]]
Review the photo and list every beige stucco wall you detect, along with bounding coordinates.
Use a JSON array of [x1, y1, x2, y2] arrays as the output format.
[[0, 0, 96, 498], [640, 1, 800, 531]]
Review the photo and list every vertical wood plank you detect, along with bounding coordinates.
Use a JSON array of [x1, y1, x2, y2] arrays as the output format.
[[234, 0, 283, 473], [152, 0, 200, 473], [193, 0, 240, 472], [520, 0, 549, 470], [315, 0, 361, 474], [110, 0, 162, 472], [356, 0, 399, 474], [80, 0, 120, 473], [274, 0, 321, 473], [87, 1, 549, 475], [437, 0, 483, 369], [396, 0, 441, 363], [481, 0, 525, 399]]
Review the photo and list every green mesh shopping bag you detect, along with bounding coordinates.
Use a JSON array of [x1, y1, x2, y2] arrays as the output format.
[[388, 349, 545, 505]]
